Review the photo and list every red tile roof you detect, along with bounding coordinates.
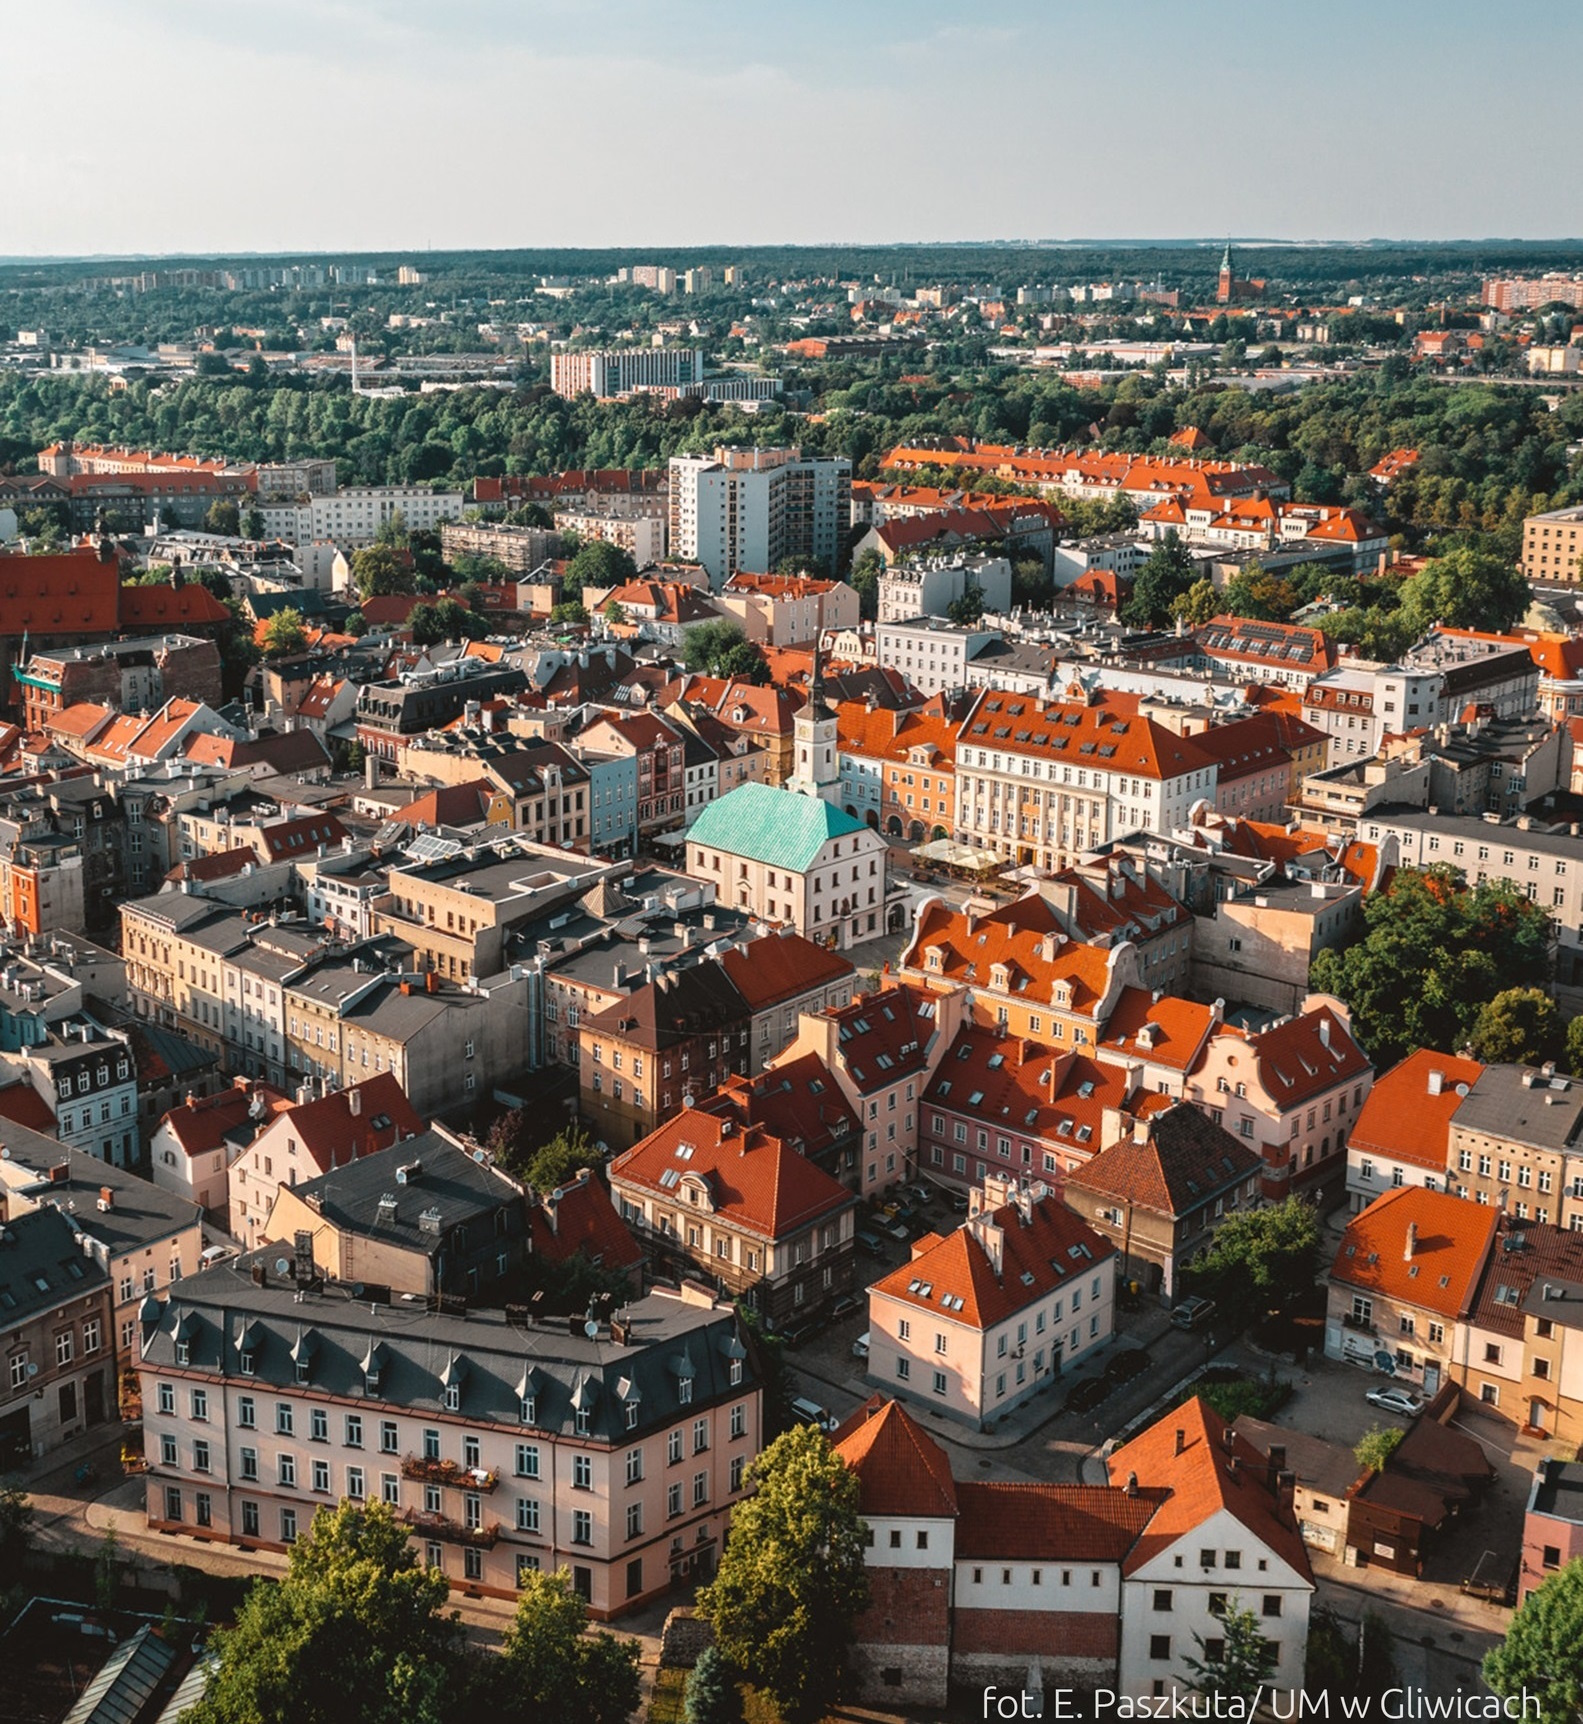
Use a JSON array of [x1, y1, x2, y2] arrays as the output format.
[[711, 1056, 862, 1166], [118, 582, 230, 628], [527, 1169, 642, 1273], [163, 1080, 290, 1157], [254, 813, 350, 862], [834, 697, 959, 767], [1097, 989, 1217, 1074], [1065, 1105, 1261, 1217], [1239, 1005, 1370, 1106], [1349, 1050, 1484, 1172], [717, 932, 855, 1014], [832, 1396, 959, 1519], [267, 1073, 427, 1174], [818, 981, 944, 1095], [0, 547, 121, 637], [391, 779, 499, 828], [609, 1107, 854, 1241], [1329, 1186, 1497, 1318], [1107, 1396, 1312, 1581], [905, 896, 1115, 1022], [0, 1082, 60, 1134], [167, 845, 257, 885], [870, 1189, 1113, 1330], [955, 1481, 1159, 1561], [960, 688, 1213, 783]]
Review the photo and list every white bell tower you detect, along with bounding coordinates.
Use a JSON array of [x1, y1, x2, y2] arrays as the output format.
[[788, 636, 840, 804]]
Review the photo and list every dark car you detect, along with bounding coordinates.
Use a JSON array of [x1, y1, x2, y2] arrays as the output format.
[[1104, 1348, 1150, 1384], [855, 1229, 887, 1258], [829, 1293, 863, 1322], [1064, 1377, 1111, 1415], [777, 1319, 819, 1349], [948, 1191, 970, 1213]]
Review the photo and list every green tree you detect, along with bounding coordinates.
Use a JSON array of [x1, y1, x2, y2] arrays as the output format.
[[189, 1500, 462, 1724], [1122, 533, 1197, 627], [352, 544, 415, 601], [1222, 561, 1297, 622], [684, 1646, 744, 1724], [1485, 1557, 1583, 1724], [1310, 866, 1554, 1066], [243, 505, 266, 541], [1567, 1015, 1583, 1078], [408, 597, 483, 647], [1354, 1426, 1404, 1473], [1170, 577, 1221, 627], [483, 1568, 640, 1724], [683, 620, 769, 684], [204, 499, 241, 537], [698, 1424, 870, 1724], [1189, 1197, 1321, 1312], [549, 600, 589, 626], [1398, 544, 1531, 636], [95, 1524, 119, 1610], [523, 1125, 603, 1192], [849, 549, 883, 621], [1468, 986, 1565, 1065], [566, 538, 638, 589], [603, 600, 628, 626], [260, 607, 307, 658], [374, 509, 410, 548], [0, 1483, 35, 1566], [1183, 1596, 1277, 1699], [344, 611, 369, 638], [946, 577, 985, 625]]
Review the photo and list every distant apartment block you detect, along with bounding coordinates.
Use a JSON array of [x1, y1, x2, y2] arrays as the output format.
[[1523, 505, 1583, 586], [668, 446, 851, 588], [260, 487, 464, 547], [1483, 275, 1583, 313], [553, 510, 665, 567], [551, 349, 704, 399], [439, 520, 565, 575]]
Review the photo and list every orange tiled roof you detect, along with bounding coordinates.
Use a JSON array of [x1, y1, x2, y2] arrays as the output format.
[[1097, 988, 1216, 1074], [1241, 1005, 1370, 1105], [832, 1397, 959, 1519], [835, 697, 959, 767], [960, 688, 1213, 783], [905, 896, 1114, 1020], [270, 1072, 426, 1173], [0, 547, 121, 637], [609, 1108, 854, 1241], [527, 1169, 642, 1272], [118, 582, 230, 628], [1349, 1050, 1484, 1172], [954, 1480, 1159, 1561], [870, 1190, 1113, 1330], [1329, 1186, 1496, 1317], [1107, 1396, 1312, 1581], [717, 932, 854, 1014]]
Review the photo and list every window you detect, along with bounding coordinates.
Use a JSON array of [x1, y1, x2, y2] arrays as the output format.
[[1150, 1636, 1171, 1661], [311, 1408, 328, 1442], [276, 1402, 294, 1435], [241, 1501, 260, 1538], [281, 1508, 298, 1544], [572, 1510, 593, 1546], [1544, 1545, 1562, 1571], [730, 1455, 745, 1491], [345, 1414, 363, 1449], [1154, 1589, 1173, 1611], [516, 1442, 541, 1479], [573, 1455, 592, 1490], [313, 1458, 330, 1493], [161, 1435, 178, 1467], [626, 1502, 643, 1540], [380, 1420, 399, 1453], [382, 1474, 400, 1505], [240, 1447, 258, 1481], [347, 1467, 365, 1499], [730, 1404, 746, 1439], [668, 1483, 683, 1518], [626, 1448, 644, 1485], [238, 1395, 256, 1429], [278, 1454, 296, 1488], [693, 1417, 709, 1453], [693, 1471, 709, 1506], [517, 1498, 541, 1533], [1263, 1595, 1282, 1618], [668, 1430, 683, 1465]]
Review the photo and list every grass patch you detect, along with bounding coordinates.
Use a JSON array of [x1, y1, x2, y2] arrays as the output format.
[[649, 1667, 789, 1724], [1180, 1369, 1292, 1423]]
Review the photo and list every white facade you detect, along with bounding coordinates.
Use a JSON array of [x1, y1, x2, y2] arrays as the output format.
[[875, 619, 997, 697], [259, 487, 465, 548], [668, 447, 851, 589]]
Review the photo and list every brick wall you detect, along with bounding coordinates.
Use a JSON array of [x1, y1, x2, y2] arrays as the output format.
[[954, 1605, 1119, 1661], [852, 1565, 951, 1645]]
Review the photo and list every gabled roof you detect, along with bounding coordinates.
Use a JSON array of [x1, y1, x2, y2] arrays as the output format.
[[0, 547, 121, 638], [1238, 1005, 1370, 1105], [391, 778, 499, 829], [717, 932, 855, 1013], [1066, 1105, 1260, 1217], [1348, 1049, 1484, 1171], [1107, 1396, 1313, 1582], [869, 1188, 1113, 1330], [528, 1168, 643, 1272], [582, 959, 748, 1052], [687, 782, 866, 873], [1196, 616, 1336, 675], [959, 688, 1213, 783], [821, 981, 942, 1094], [609, 1106, 854, 1241], [922, 1028, 1129, 1156], [254, 813, 350, 861], [834, 697, 960, 767], [832, 1395, 959, 1518], [1330, 1186, 1497, 1318], [162, 1080, 290, 1158], [118, 581, 230, 627], [711, 1055, 862, 1164], [260, 1072, 426, 1175], [1098, 988, 1217, 1074]]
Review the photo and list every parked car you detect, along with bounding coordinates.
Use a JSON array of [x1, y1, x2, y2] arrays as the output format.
[[829, 1293, 863, 1322], [851, 1331, 870, 1360], [1064, 1377, 1111, 1414], [1104, 1348, 1150, 1384], [907, 1183, 933, 1206], [855, 1230, 886, 1258], [882, 1219, 911, 1241], [1170, 1295, 1217, 1331], [790, 1395, 835, 1432], [777, 1319, 819, 1349], [1366, 1386, 1425, 1418], [948, 1191, 970, 1213]]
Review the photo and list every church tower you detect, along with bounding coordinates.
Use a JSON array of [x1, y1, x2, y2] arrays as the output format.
[[788, 637, 840, 804], [1217, 241, 1235, 305]]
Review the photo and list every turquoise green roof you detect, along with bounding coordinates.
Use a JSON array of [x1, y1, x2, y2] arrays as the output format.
[[687, 783, 865, 872]]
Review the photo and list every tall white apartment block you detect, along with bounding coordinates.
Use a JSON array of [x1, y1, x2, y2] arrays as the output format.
[[667, 446, 852, 590]]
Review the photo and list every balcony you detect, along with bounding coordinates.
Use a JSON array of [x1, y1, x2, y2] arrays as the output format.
[[1342, 1312, 1377, 1337], [399, 1507, 501, 1548], [400, 1454, 498, 1493]]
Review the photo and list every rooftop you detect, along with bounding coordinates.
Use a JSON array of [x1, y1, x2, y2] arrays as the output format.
[[686, 782, 869, 873]]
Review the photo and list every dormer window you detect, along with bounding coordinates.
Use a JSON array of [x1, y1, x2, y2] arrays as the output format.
[[626, 1402, 640, 1430], [521, 1395, 536, 1425], [445, 1383, 460, 1412], [729, 1359, 743, 1386], [176, 1341, 190, 1366], [575, 1407, 590, 1435], [679, 1376, 693, 1405], [239, 1350, 254, 1376]]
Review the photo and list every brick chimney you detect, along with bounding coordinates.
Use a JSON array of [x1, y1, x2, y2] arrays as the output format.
[[1404, 1221, 1418, 1262]]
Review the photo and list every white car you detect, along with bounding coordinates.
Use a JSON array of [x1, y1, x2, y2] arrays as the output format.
[[1365, 1386, 1425, 1418], [851, 1331, 870, 1360]]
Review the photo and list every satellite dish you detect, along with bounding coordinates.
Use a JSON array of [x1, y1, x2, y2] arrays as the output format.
[[274, 1258, 291, 1276], [583, 1319, 600, 1340], [27, 1362, 39, 1377]]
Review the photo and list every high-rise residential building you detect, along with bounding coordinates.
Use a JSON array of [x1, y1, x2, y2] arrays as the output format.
[[1483, 275, 1583, 312], [667, 446, 852, 588], [1523, 504, 1583, 585], [550, 349, 705, 400]]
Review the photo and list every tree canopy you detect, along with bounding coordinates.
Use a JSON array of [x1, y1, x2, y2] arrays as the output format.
[[352, 544, 415, 601], [1188, 1197, 1321, 1311], [1485, 1557, 1583, 1724], [1184, 1596, 1278, 1699], [566, 538, 638, 590], [1467, 986, 1565, 1066], [479, 1568, 640, 1724], [1310, 865, 1554, 1067], [1354, 1426, 1404, 1473], [188, 1501, 463, 1724], [682, 619, 769, 684], [698, 1424, 870, 1724], [259, 607, 307, 657], [1121, 533, 1196, 627]]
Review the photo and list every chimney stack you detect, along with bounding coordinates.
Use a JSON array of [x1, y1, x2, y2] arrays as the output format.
[[1173, 1427, 1186, 1457], [1427, 1069, 1444, 1097], [1404, 1221, 1418, 1261]]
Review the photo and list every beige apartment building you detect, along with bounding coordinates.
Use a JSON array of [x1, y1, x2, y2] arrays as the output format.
[[1523, 505, 1583, 586], [1443, 1063, 1583, 1226], [138, 1272, 760, 1619], [865, 1177, 1116, 1429]]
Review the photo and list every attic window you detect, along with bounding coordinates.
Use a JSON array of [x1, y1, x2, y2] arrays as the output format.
[[968, 1091, 984, 1106], [958, 1046, 972, 1061], [1021, 1271, 1036, 1286], [987, 1054, 1004, 1070], [675, 1144, 695, 1160]]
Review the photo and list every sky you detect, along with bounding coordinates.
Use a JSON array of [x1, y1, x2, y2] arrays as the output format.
[[3, 0, 1577, 258]]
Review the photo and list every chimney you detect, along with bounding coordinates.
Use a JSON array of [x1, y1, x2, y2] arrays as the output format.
[[1125, 1470, 1138, 1498], [98, 1185, 114, 1211], [1173, 1427, 1185, 1457], [1318, 1017, 1331, 1049], [1404, 1221, 1418, 1261], [349, 1087, 362, 1117]]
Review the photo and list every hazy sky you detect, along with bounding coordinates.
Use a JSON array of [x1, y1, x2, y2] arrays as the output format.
[[4, 0, 1575, 257]]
